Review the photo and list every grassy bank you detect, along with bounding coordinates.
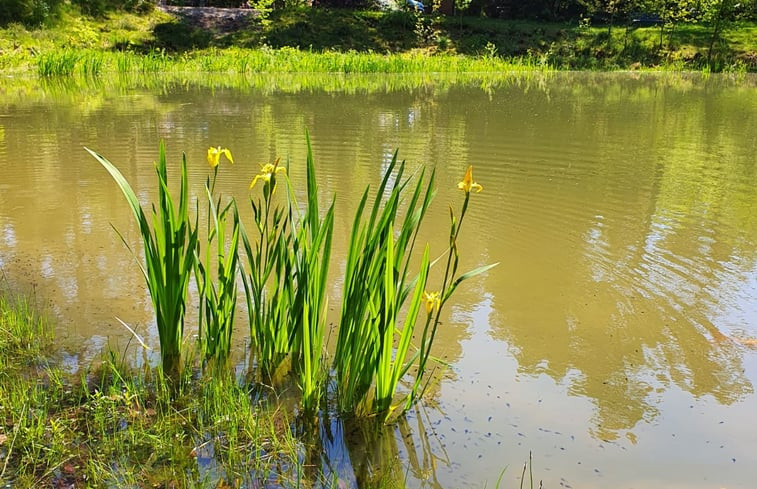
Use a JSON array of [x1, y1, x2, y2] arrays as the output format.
[[0, 288, 316, 487], [0, 6, 755, 74]]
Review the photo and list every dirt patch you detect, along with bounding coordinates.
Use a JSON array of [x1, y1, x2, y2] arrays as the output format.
[[159, 5, 258, 33]]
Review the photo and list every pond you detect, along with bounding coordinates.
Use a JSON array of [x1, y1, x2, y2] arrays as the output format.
[[1, 72, 756, 488]]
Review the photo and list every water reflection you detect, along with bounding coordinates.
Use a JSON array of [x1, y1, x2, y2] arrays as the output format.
[[301, 406, 450, 489], [1, 72, 756, 487]]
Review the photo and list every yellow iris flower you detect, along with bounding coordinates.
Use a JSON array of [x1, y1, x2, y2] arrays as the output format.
[[207, 146, 234, 168], [457, 165, 483, 193], [423, 291, 441, 316], [250, 159, 287, 189]]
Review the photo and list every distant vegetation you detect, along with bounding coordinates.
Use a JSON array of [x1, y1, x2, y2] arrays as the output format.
[[0, 0, 755, 72], [5, 0, 753, 26]]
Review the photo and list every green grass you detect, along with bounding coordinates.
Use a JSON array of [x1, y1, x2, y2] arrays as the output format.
[[0, 289, 52, 366], [1, 5, 754, 74], [23, 46, 549, 78], [0, 287, 318, 487]]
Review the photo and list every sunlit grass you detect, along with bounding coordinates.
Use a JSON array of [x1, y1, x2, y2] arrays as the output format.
[[0, 288, 310, 487], [0, 333, 303, 486], [24, 40, 755, 78], [28, 46, 551, 77], [0, 289, 51, 364]]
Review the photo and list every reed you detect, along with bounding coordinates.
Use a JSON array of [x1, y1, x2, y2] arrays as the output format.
[[87, 142, 198, 375], [37, 49, 80, 77]]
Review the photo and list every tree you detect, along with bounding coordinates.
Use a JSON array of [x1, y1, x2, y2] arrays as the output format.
[[701, 0, 737, 66], [0, 0, 63, 26]]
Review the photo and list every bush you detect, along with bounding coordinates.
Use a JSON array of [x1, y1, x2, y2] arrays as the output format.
[[72, 0, 154, 17], [164, 0, 247, 6], [0, 0, 63, 26]]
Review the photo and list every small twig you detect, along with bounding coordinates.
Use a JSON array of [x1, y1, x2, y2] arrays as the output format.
[[36, 456, 72, 487]]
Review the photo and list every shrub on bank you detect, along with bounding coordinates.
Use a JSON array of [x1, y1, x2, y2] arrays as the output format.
[[72, 0, 154, 17], [0, 0, 63, 26]]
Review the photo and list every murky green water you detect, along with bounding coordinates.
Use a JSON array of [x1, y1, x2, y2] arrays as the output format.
[[1, 72, 756, 488]]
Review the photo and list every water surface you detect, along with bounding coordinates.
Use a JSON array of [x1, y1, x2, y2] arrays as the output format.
[[1, 72, 756, 488]]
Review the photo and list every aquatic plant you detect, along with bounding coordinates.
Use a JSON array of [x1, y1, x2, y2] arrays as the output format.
[[194, 147, 240, 366], [87, 142, 197, 375], [87, 137, 494, 420], [408, 165, 497, 407], [333, 153, 435, 418], [240, 156, 295, 378], [333, 160, 497, 420], [287, 136, 335, 413], [240, 136, 334, 412]]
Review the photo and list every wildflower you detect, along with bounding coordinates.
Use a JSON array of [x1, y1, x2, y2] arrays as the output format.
[[207, 146, 234, 168], [423, 291, 441, 316], [457, 165, 482, 193], [250, 158, 286, 189]]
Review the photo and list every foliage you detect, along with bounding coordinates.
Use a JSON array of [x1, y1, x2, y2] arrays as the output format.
[[0, 0, 63, 26], [701, 0, 745, 67], [462, 0, 755, 21], [87, 143, 198, 375], [195, 148, 240, 366], [165, 0, 248, 5], [240, 137, 334, 413], [2, 3, 755, 72], [333, 154, 435, 418], [72, 0, 153, 17]]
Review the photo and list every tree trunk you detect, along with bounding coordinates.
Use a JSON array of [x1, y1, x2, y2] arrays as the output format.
[[707, 0, 731, 68], [438, 0, 453, 15]]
